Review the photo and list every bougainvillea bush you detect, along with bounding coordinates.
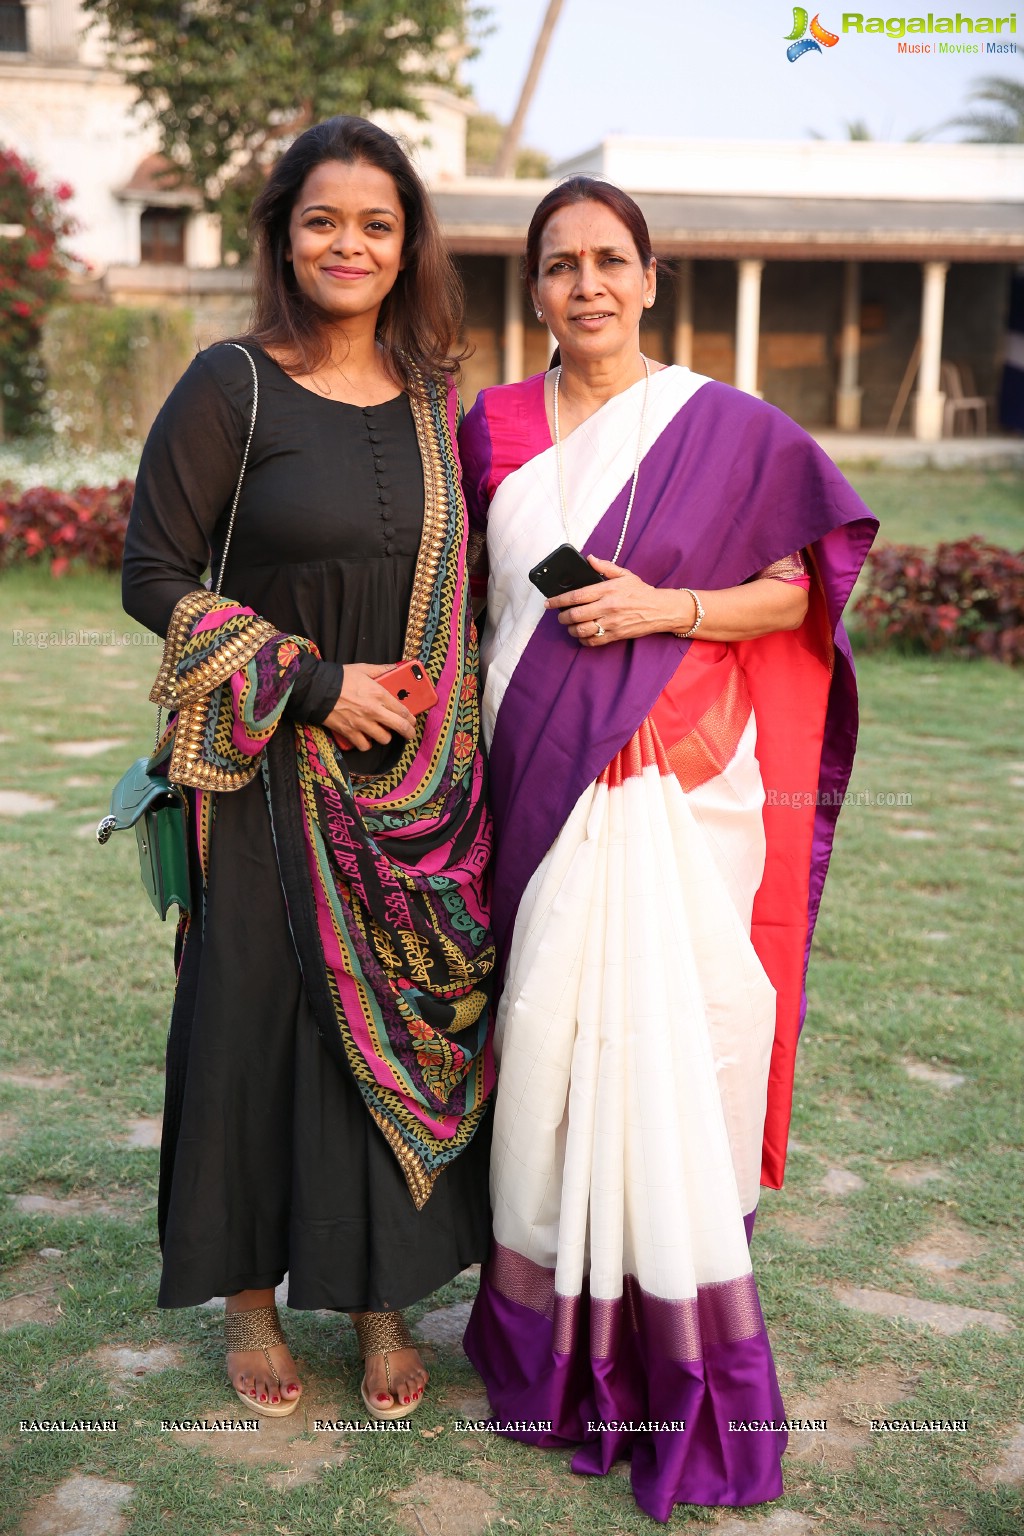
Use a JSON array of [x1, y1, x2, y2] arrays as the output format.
[[0, 481, 134, 576], [0, 145, 76, 435], [854, 537, 1024, 664]]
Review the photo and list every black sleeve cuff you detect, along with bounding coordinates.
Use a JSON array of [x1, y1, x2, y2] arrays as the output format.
[[282, 655, 344, 724]]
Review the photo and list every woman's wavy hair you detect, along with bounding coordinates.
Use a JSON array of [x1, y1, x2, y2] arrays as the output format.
[[246, 116, 465, 388], [524, 176, 655, 289]]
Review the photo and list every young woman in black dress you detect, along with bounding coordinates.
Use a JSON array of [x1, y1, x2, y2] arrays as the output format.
[[122, 117, 494, 1420]]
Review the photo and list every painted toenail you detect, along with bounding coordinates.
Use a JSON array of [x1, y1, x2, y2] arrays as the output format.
[[377, 1394, 390, 1403], [260, 1393, 267, 1401], [403, 1396, 410, 1403]]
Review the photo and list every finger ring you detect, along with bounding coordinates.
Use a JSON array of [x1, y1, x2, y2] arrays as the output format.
[[594, 622, 605, 638]]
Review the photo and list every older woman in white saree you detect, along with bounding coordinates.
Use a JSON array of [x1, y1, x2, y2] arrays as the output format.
[[458, 178, 876, 1520]]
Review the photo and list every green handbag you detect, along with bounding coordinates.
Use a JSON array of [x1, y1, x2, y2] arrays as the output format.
[[96, 753, 190, 920], [99, 343, 259, 921]]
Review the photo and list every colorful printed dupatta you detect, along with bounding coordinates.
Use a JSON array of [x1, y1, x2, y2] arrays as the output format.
[[151, 377, 495, 1209], [459, 367, 876, 1517]]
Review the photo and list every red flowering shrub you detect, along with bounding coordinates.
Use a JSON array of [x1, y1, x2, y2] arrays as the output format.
[[0, 481, 134, 576], [854, 538, 1024, 664], [0, 145, 77, 434]]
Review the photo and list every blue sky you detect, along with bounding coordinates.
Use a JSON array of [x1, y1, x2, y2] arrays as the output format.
[[463, 0, 1021, 160]]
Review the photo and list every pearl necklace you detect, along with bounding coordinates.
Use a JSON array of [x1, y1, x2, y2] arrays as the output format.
[[552, 355, 650, 565]]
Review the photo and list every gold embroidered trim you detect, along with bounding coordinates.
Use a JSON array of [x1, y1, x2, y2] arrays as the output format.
[[150, 588, 281, 789], [149, 589, 218, 707], [664, 660, 752, 792], [150, 590, 277, 709], [404, 377, 448, 664], [755, 550, 807, 583], [367, 1103, 438, 1211]]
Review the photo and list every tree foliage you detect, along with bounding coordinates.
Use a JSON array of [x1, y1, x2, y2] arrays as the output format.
[[83, 0, 474, 250], [0, 146, 76, 436], [466, 112, 549, 177], [948, 72, 1024, 143]]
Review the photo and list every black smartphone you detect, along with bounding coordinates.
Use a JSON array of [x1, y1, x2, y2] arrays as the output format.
[[528, 543, 606, 598]]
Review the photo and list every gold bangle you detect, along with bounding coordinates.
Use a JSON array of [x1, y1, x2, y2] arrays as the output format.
[[674, 588, 704, 639]]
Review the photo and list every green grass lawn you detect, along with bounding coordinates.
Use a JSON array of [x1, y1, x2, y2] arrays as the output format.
[[1, 469, 1022, 1536], [848, 470, 1021, 551]]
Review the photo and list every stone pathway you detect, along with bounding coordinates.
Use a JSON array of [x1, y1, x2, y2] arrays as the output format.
[[20, 1474, 134, 1536], [52, 739, 126, 759], [980, 1423, 1024, 1487], [834, 1286, 1011, 1336], [903, 1061, 966, 1091], [416, 1301, 473, 1349], [717, 1511, 818, 1536], [12, 1192, 120, 1218], [0, 790, 57, 816], [120, 1117, 163, 1150], [394, 1472, 502, 1536]]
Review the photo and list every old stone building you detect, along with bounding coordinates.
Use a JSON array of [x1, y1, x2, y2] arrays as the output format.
[[2, 1, 1021, 440]]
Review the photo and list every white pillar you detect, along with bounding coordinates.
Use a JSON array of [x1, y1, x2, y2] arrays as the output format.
[[503, 254, 525, 385], [674, 258, 693, 369], [735, 259, 763, 397], [913, 260, 948, 442], [836, 260, 862, 431]]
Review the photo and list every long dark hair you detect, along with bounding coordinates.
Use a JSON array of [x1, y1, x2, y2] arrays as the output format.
[[524, 175, 655, 288], [246, 116, 465, 387]]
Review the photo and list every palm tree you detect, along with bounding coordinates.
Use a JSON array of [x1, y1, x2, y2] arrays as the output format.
[[947, 72, 1024, 143]]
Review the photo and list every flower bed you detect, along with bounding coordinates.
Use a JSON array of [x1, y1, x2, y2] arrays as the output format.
[[0, 481, 134, 576], [854, 537, 1024, 664]]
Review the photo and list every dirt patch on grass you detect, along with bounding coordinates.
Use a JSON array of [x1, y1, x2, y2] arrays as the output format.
[[783, 1362, 918, 1474], [774, 1209, 841, 1246], [886, 1162, 949, 1188], [19, 1473, 134, 1536], [11, 1192, 124, 1219], [0, 1071, 73, 1091], [393, 1472, 503, 1536], [0, 1256, 60, 1330], [89, 1344, 185, 1382], [901, 1221, 988, 1278], [166, 1387, 351, 1484]]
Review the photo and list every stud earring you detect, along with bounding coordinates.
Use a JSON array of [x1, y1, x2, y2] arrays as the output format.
[[645, 296, 655, 307], [536, 310, 543, 320]]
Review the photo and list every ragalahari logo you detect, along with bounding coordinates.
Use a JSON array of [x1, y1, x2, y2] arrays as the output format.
[[786, 8, 840, 59]]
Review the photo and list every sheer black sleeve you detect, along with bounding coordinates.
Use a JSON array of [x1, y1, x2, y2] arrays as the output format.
[[121, 347, 343, 726]]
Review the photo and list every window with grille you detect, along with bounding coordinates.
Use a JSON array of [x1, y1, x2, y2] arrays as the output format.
[[140, 207, 187, 265], [0, 2, 28, 52]]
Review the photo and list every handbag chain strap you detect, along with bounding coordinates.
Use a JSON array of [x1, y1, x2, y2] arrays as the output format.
[[153, 343, 260, 753]]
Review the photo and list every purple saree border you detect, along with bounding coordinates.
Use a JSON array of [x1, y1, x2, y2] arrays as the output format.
[[485, 381, 877, 980], [463, 1248, 787, 1520]]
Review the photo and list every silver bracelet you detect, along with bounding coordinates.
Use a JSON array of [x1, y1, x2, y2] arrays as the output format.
[[674, 588, 705, 639]]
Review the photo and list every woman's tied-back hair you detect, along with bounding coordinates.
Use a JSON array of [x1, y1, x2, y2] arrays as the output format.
[[524, 175, 655, 287], [247, 115, 466, 388]]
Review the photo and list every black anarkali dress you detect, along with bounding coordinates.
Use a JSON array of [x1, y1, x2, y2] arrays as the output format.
[[122, 342, 491, 1311]]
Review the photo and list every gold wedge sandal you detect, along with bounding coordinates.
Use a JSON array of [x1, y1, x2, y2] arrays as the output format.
[[353, 1310, 424, 1422], [224, 1304, 301, 1418]]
